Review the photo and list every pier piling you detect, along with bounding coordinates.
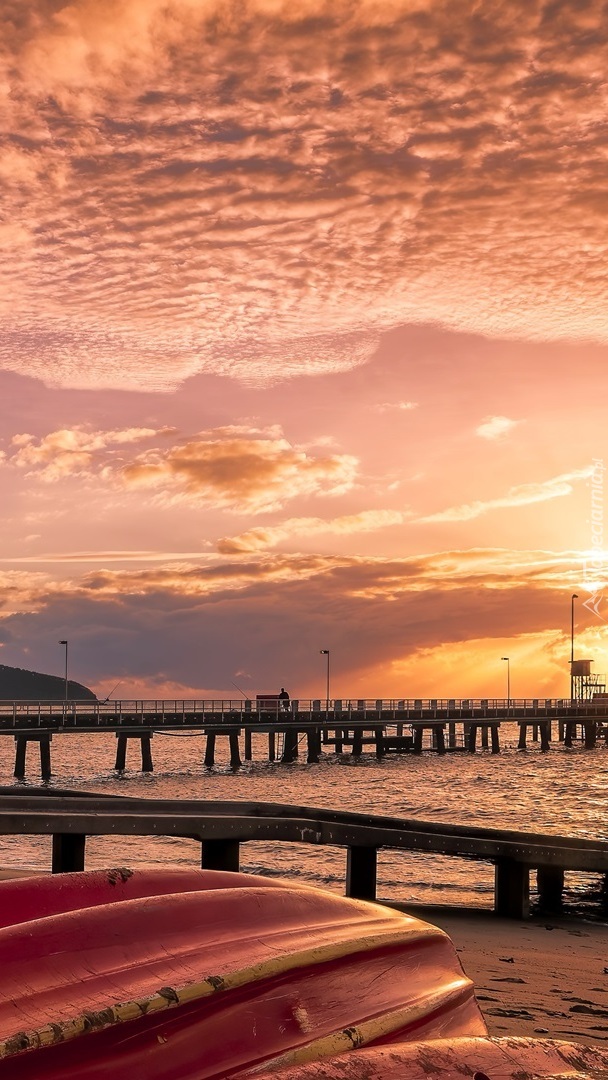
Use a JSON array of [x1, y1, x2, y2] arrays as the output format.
[[13, 733, 52, 781], [114, 732, 154, 772]]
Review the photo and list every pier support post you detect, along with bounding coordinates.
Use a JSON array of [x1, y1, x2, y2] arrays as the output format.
[[564, 722, 575, 747], [140, 734, 153, 772], [584, 721, 597, 750], [334, 728, 344, 754], [346, 845, 377, 901], [39, 735, 52, 781], [491, 726, 500, 753], [540, 722, 550, 752], [229, 731, 242, 771], [52, 833, 86, 873], [481, 726, 489, 749], [495, 858, 529, 918], [114, 733, 153, 772], [536, 866, 564, 912], [517, 724, 527, 750], [374, 726, 384, 759], [204, 731, 216, 767], [13, 735, 27, 780], [244, 728, 253, 761], [268, 730, 276, 761], [467, 725, 477, 753], [352, 728, 363, 756], [306, 727, 321, 763], [435, 727, 446, 754], [282, 727, 299, 763], [413, 727, 423, 754], [448, 722, 457, 749], [201, 839, 240, 872], [14, 734, 53, 781], [114, 734, 127, 771]]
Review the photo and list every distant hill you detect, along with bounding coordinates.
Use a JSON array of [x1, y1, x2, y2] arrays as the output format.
[[0, 664, 97, 701]]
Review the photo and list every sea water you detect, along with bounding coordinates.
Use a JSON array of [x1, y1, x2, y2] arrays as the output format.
[[1, 731, 606, 914]]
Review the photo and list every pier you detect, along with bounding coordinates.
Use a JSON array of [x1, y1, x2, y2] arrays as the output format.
[[0, 789, 606, 920], [0, 697, 607, 779]]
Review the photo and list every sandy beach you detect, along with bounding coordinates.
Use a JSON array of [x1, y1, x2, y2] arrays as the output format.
[[420, 907, 608, 1046]]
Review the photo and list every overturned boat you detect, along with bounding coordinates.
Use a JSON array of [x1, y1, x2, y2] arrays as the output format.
[[0, 868, 605, 1079]]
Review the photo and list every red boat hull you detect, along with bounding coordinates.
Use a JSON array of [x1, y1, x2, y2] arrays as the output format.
[[0, 868, 604, 1080]]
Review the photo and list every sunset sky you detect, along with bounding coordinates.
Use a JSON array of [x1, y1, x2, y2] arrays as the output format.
[[0, 0, 606, 700]]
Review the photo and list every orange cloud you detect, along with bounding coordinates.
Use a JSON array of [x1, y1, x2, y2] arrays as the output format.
[[120, 429, 358, 512], [217, 510, 409, 553], [419, 468, 593, 523], [8, 426, 169, 481]]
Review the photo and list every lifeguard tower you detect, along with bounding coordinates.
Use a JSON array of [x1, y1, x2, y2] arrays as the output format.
[[570, 659, 606, 701]]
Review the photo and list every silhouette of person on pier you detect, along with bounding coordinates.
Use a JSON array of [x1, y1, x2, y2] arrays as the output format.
[[279, 687, 290, 712]]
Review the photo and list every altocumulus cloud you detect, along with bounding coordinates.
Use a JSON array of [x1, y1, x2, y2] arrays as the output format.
[[2, 1, 608, 389]]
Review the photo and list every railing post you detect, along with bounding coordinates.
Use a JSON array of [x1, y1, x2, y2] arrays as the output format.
[[537, 866, 564, 912], [346, 845, 377, 901], [52, 833, 86, 873], [201, 839, 240, 872], [495, 858, 529, 918]]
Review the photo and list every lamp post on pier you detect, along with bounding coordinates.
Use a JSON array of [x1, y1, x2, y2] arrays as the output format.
[[501, 656, 510, 714], [320, 649, 330, 710], [570, 593, 578, 702], [58, 639, 69, 701]]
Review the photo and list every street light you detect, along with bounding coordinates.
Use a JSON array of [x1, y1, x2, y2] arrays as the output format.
[[58, 640, 68, 701], [320, 650, 330, 708], [570, 593, 579, 702], [500, 657, 510, 712]]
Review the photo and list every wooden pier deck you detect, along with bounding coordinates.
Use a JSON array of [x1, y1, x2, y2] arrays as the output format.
[[0, 697, 606, 778], [0, 790, 606, 920]]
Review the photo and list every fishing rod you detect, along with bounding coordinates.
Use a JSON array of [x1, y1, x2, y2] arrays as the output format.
[[231, 680, 251, 701], [100, 681, 122, 704]]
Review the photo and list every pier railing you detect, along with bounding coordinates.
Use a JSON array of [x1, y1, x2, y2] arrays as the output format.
[[0, 790, 606, 920], [0, 696, 606, 727]]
